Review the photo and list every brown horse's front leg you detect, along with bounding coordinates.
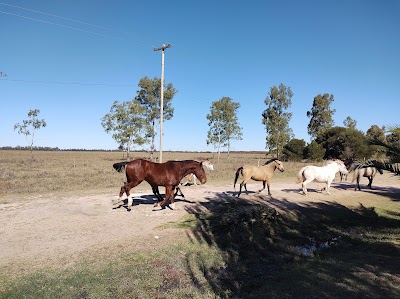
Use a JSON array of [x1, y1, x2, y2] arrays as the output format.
[[354, 177, 361, 191], [170, 186, 177, 210], [367, 177, 373, 189], [259, 181, 266, 193], [154, 186, 174, 209]]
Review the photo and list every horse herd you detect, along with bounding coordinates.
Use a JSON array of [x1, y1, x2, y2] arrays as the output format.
[[112, 158, 383, 209]]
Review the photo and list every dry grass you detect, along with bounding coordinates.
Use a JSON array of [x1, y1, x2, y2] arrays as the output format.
[[0, 150, 301, 201]]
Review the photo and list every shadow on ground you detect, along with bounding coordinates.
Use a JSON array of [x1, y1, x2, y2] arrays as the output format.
[[184, 190, 400, 298]]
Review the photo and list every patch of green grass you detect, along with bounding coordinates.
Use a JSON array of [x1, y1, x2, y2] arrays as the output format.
[[182, 199, 400, 298], [1, 241, 224, 299]]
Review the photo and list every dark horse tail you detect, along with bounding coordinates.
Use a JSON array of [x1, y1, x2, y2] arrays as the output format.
[[113, 162, 129, 173], [234, 167, 243, 191]]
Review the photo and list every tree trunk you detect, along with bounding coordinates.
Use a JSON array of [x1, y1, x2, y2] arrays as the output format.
[[127, 141, 131, 160]]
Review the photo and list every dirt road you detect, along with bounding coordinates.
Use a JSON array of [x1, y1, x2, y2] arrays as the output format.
[[1, 173, 399, 280]]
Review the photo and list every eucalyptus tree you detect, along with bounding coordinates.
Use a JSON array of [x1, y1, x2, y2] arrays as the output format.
[[343, 116, 357, 129], [14, 109, 47, 158], [261, 83, 293, 158], [206, 96, 242, 159], [134, 76, 176, 161], [307, 93, 336, 139], [101, 100, 148, 159]]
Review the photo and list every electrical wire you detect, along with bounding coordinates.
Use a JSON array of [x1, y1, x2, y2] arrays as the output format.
[[0, 2, 160, 47], [0, 78, 133, 87]]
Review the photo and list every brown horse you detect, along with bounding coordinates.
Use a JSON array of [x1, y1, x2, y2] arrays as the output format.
[[113, 159, 207, 209], [234, 158, 284, 197], [352, 166, 383, 191], [152, 159, 214, 201]]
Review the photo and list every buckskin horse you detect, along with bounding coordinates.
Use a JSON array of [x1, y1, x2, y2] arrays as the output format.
[[350, 161, 383, 191], [234, 158, 285, 197], [113, 159, 207, 209]]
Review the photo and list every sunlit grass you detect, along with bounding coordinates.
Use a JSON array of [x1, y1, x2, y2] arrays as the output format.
[[0, 150, 299, 200]]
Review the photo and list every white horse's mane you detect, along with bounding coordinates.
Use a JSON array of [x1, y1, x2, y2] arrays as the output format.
[[323, 159, 344, 166]]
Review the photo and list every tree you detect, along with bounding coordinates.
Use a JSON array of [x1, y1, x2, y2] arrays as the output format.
[[343, 116, 357, 129], [366, 125, 386, 142], [369, 125, 400, 175], [206, 97, 243, 160], [282, 138, 306, 161], [262, 83, 293, 158], [370, 125, 400, 163], [135, 76, 176, 161], [101, 100, 148, 159], [304, 140, 325, 161], [316, 126, 372, 160], [14, 109, 47, 158], [307, 93, 336, 139], [366, 124, 386, 158]]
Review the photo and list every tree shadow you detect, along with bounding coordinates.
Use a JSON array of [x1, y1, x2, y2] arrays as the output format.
[[183, 192, 400, 298]]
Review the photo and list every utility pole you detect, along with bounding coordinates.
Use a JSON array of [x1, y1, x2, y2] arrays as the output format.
[[153, 43, 171, 163]]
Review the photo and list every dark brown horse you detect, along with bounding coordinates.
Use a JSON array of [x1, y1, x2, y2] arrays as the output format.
[[113, 159, 207, 209]]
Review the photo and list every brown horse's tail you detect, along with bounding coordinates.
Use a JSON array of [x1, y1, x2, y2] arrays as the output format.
[[234, 167, 243, 191], [113, 162, 129, 173]]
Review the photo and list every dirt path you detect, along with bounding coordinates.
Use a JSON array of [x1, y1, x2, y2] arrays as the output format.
[[1, 173, 399, 280]]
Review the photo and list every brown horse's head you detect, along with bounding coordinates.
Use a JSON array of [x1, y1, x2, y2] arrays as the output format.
[[265, 158, 285, 172], [194, 162, 207, 184], [275, 160, 285, 172]]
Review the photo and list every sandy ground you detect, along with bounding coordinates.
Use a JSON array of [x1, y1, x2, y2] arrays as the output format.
[[1, 173, 399, 281]]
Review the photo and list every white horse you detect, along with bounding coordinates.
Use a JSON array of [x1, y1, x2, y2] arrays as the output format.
[[180, 159, 214, 186], [297, 160, 348, 195]]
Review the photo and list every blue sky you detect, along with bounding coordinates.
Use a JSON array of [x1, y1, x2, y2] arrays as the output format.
[[1, 0, 399, 152]]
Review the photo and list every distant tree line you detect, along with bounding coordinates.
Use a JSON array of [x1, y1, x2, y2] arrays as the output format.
[[11, 79, 399, 166]]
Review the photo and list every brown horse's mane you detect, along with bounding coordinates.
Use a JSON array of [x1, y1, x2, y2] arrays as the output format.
[[264, 158, 279, 165]]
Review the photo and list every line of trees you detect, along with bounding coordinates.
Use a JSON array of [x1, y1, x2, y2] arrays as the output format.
[[12, 79, 399, 166]]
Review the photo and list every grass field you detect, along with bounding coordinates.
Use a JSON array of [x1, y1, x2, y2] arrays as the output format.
[[0, 150, 299, 199], [1, 150, 399, 298]]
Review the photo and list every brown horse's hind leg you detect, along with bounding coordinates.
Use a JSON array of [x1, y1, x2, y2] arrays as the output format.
[[266, 181, 272, 196], [237, 182, 244, 197], [113, 183, 128, 205], [152, 186, 164, 202], [114, 181, 141, 207]]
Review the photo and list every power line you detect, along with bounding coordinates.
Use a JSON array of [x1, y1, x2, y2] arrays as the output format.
[[0, 3, 155, 47], [0, 78, 132, 87], [0, 2, 124, 32], [0, 10, 132, 41]]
